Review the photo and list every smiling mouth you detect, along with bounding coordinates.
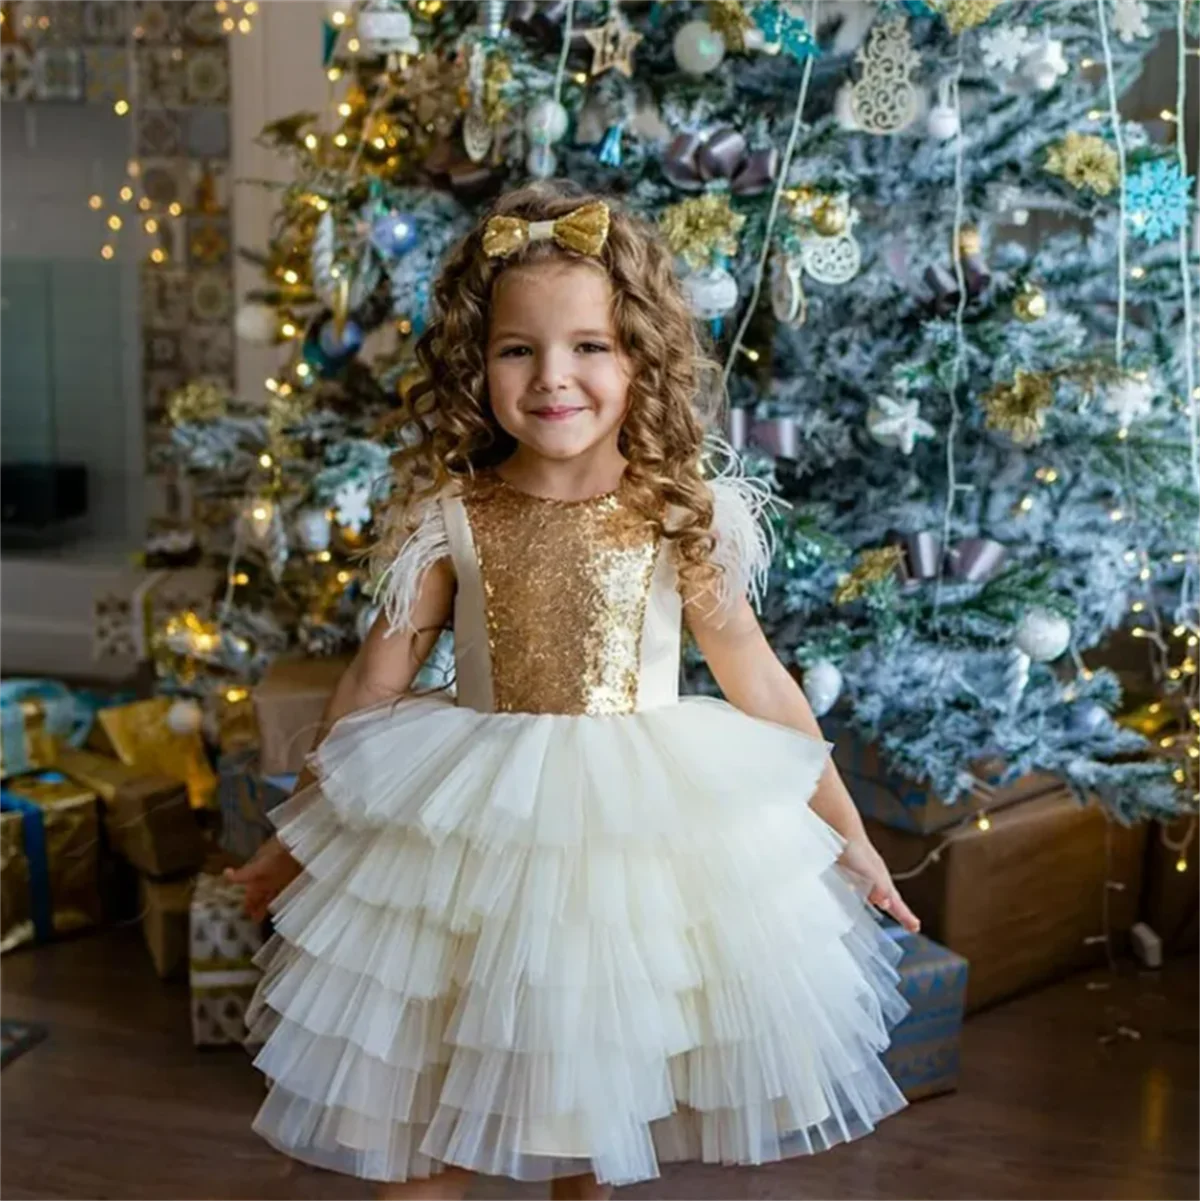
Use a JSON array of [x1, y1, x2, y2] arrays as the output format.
[[529, 406, 586, 420]]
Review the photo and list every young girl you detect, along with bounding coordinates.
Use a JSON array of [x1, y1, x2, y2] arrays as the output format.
[[230, 181, 920, 1200]]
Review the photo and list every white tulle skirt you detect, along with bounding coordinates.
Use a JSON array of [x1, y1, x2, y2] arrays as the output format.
[[246, 694, 911, 1186]]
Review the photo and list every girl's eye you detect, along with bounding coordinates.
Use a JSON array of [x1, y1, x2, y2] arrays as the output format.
[[498, 345, 531, 357], [578, 342, 610, 354]]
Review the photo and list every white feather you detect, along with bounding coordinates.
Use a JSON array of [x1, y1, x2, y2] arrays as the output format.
[[370, 494, 450, 638], [703, 435, 785, 617]]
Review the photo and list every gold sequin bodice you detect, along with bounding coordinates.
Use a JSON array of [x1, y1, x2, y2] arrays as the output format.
[[439, 473, 683, 717]]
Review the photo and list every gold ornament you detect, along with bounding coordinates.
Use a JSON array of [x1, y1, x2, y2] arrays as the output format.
[[811, 198, 847, 238], [482, 51, 512, 126], [1012, 283, 1048, 323], [583, 11, 643, 77], [483, 201, 611, 260], [660, 194, 745, 271], [397, 53, 466, 140], [934, 0, 1002, 35], [956, 223, 982, 258], [1044, 131, 1119, 196], [707, 0, 752, 51], [167, 381, 227, 425], [834, 547, 906, 606], [983, 370, 1055, 446]]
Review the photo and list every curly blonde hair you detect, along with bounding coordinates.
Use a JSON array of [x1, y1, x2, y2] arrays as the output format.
[[372, 179, 723, 600]]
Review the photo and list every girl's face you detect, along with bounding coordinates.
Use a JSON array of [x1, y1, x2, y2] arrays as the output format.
[[486, 261, 632, 464]]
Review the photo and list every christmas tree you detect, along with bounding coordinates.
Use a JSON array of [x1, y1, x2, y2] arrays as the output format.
[[158, 0, 1197, 823]]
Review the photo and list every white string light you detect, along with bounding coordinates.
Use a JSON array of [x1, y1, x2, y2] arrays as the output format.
[[722, 0, 822, 394], [932, 46, 967, 634], [1095, 0, 1129, 367]]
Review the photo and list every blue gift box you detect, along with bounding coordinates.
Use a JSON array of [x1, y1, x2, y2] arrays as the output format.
[[882, 926, 969, 1101], [216, 747, 296, 865]]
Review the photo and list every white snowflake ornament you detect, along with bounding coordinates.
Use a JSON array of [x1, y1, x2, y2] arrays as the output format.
[[1103, 375, 1155, 426], [980, 26, 1034, 72], [867, 395, 937, 455], [334, 480, 373, 534], [1020, 39, 1068, 92], [1111, 0, 1150, 43]]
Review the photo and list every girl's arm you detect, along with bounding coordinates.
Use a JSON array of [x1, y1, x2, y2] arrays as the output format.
[[685, 592, 921, 933], [227, 557, 455, 918]]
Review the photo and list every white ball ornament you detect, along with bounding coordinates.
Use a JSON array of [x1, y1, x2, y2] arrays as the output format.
[[802, 659, 844, 717], [526, 143, 557, 180], [525, 98, 569, 146], [681, 266, 739, 320], [1015, 608, 1071, 662], [166, 698, 204, 735], [295, 507, 332, 553], [673, 19, 726, 76], [927, 100, 960, 141], [356, 6, 418, 56], [234, 302, 278, 344]]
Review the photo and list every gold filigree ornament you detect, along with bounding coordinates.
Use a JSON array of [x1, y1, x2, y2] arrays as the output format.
[[834, 547, 907, 606], [983, 369, 1056, 446], [849, 15, 921, 135], [1044, 131, 1120, 196]]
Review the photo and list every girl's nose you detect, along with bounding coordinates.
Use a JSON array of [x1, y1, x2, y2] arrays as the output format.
[[533, 349, 571, 392]]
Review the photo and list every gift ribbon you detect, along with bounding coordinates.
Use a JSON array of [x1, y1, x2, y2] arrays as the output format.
[[896, 532, 1007, 585], [0, 791, 53, 943], [130, 570, 169, 660], [662, 129, 778, 196]]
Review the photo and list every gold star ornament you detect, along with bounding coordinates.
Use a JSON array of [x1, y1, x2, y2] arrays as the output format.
[[583, 11, 642, 77]]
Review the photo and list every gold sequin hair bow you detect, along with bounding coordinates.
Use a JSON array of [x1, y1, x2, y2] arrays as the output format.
[[482, 200, 611, 260]]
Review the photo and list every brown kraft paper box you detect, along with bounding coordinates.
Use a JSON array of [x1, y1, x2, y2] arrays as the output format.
[[252, 655, 353, 776], [867, 786, 1146, 1013]]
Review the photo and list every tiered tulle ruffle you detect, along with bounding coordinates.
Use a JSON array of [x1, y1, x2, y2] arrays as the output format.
[[246, 694, 910, 1186]]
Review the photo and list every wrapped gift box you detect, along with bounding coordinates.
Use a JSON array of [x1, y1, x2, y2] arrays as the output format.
[[56, 746, 207, 878], [216, 747, 295, 864], [867, 787, 1146, 1013], [1139, 817, 1198, 955], [253, 655, 351, 776], [189, 872, 263, 1047], [882, 928, 969, 1101], [0, 694, 59, 779], [97, 697, 217, 810], [832, 725, 1061, 834], [140, 873, 194, 979], [0, 772, 103, 952]]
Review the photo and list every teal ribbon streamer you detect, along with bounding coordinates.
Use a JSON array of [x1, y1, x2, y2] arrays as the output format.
[[1, 790, 53, 943]]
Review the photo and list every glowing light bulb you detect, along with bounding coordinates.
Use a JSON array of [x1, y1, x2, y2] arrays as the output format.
[[259, 453, 273, 468], [283, 269, 299, 284], [1177, 859, 1189, 873], [168, 202, 183, 217], [304, 133, 319, 150], [280, 322, 297, 338], [114, 99, 130, 116], [232, 573, 249, 586], [107, 214, 122, 231], [88, 194, 103, 210], [150, 247, 167, 264], [100, 245, 115, 260], [977, 815, 991, 831]]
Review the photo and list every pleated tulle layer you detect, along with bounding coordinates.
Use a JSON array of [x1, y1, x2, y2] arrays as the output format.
[[247, 695, 911, 1185]]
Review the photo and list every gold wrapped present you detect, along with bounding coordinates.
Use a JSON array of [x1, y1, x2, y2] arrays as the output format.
[[56, 746, 207, 878], [1, 810, 34, 953], [141, 874, 195, 979], [0, 772, 103, 952], [189, 872, 264, 1047], [0, 696, 58, 779], [97, 698, 217, 810]]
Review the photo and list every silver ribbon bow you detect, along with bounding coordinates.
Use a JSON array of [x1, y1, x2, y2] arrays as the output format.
[[663, 128, 778, 196], [898, 531, 1007, 585]]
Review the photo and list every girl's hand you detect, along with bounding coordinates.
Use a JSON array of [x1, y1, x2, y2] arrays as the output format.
[[837, 835, 921, 934], [224, 836, 303, 922]]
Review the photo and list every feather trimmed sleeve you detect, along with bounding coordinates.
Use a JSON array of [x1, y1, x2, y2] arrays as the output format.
[[368, 492, 451, 638], [702, 441, 782, 617]]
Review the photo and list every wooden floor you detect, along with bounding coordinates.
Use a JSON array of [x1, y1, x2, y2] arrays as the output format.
[[1, 927, 1196, 1201]]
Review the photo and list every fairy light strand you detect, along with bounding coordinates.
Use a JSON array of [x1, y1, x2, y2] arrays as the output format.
[[932, 47, 967, 635], [722, 0, 821, 393], [1096, 0, 1129, 367], [552, 0, 576, 101]]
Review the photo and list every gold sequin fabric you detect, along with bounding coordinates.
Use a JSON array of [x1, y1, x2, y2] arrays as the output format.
[[462, 474, 660, 716]]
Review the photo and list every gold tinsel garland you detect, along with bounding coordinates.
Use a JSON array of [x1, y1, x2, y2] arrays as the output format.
[[834, 546, 906, 606], [168, 381, 227, 425], [1044, 132, 1120, 196], [983, 369, 1056, 446], [660, 195, 745, 271], [935, 0, 1002, 35], [707, 0, 752, 51]]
